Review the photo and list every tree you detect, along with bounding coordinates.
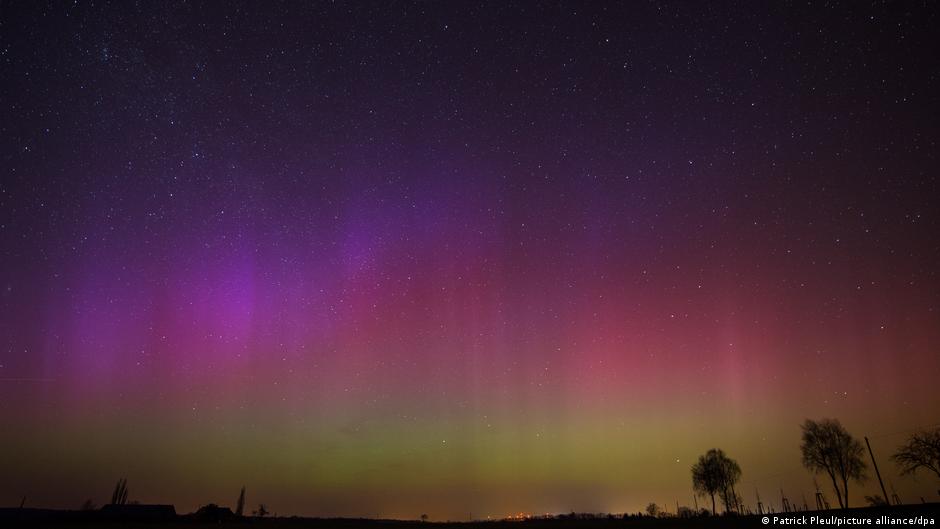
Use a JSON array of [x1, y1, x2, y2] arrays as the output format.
[[891, 428, 940, 481], [691, 448, 742, 515], [420, 514, 429, 522], [800, 418, 867, 508], [254, 504, 269, 518], [235, 486, 246, 516], [718, 456, 742, 513], [645, 503, 660, 517]]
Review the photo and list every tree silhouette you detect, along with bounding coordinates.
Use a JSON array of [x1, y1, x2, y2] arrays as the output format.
[[235, 486, 246, 516], [891, 428, 940, 481], [718, 456, 742, 513], [645, 503, 660, 517], [691, 448, 741, 515], [420, 513, 429, 522], [110, 478, 129, 505], [254, 504, 269, 518], [800, 418, 867, 508]]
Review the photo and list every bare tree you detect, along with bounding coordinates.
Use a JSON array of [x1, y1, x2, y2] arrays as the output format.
[[800, 418, 867, 508], [692, 448, 741, 515], [645, 503, 660, 517], [420, 513, 429, 522], [891, 428, 940, 481]]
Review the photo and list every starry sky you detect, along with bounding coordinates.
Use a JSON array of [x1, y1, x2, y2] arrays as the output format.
[[1, 0, 939, 520]]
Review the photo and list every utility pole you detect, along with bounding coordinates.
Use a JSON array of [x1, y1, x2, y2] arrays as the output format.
[[865, 436, 890, 505]]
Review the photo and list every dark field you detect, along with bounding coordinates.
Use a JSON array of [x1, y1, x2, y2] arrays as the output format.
[[3, 504, 939, 529]]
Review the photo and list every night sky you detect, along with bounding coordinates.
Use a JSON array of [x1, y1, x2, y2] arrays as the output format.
[[1, 1, 939, 520]]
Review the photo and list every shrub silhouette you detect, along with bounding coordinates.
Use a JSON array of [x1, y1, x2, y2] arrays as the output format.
[[236, 486, 246, 516], [110, 478, 129, 505], [865, 495, 887, 507]]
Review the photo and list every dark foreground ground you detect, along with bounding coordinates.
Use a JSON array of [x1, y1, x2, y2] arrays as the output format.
[[2, 503, 939, 528]]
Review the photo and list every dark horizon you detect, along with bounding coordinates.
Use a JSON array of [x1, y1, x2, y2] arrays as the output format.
[[5, 494, 940, 523], [1, 0, 939, 521]]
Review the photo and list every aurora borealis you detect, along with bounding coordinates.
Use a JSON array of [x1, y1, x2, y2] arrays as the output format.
[[1, 0, 939, 520]]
